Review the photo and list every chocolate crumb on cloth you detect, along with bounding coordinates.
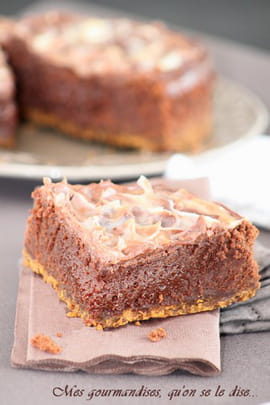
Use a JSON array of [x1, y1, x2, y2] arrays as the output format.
[[148, 328, 167, 342], [31, 334, 62, 354]]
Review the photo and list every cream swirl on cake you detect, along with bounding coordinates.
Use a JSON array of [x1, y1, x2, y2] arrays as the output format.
[[43, 176, 242, 260], [13, 12, 206, 76]]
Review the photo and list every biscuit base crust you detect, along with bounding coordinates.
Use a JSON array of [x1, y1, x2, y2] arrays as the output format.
[[24, 107, 212, 152]]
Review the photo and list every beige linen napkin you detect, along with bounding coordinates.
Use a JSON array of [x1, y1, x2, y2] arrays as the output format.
[[11, 265, 220, 376], [11, 177, 220, 376]]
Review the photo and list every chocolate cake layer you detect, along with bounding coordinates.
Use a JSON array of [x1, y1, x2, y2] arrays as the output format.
[[24, 177, 260, 328], [0, 47, 17, 147], [5, 12, 214, 151]]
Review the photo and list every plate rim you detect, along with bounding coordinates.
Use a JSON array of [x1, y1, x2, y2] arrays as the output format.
[[0, 77, 268, 181]]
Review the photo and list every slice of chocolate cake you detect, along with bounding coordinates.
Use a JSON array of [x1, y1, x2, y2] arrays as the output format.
[[5, 11, 214, 152], [0, 47, 17, 147], [23, 176, 260, 329]]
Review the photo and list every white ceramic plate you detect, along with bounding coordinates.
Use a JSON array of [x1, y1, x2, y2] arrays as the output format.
[[0, 77, 268, 181]]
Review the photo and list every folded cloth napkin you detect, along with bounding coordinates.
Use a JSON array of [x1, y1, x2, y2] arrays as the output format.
[[220, 242, 270, 334], [165, 135, 270, 229], [11, 265, 220, 376]]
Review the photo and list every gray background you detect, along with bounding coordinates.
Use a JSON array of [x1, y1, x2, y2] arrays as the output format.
[[0, 1, 270, 404], [0, 0, 270, 51]]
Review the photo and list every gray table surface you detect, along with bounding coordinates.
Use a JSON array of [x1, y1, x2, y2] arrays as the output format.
[[1, 2, 270, 404]]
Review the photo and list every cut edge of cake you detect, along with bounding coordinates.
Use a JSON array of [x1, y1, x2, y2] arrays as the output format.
[[23, 249, 258, 329]]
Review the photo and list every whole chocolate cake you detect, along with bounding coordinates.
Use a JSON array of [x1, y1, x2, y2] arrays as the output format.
[[23, 176, 260, 329], [3, 11, 214, 151]]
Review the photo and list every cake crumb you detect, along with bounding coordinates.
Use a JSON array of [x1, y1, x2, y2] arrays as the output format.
[[56, 332, 63, 338], [31, 334, 62, 354], [96, 324, 103, 331], [135, 321, 141, 326], [148, 327, 167, 342], [67, 311, 77, 318], [158, 294, 163, 303]]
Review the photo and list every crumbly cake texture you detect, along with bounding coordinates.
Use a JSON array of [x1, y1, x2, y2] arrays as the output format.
[[0, 46, 17, 147], [4, 11, 214, 152], [148, 328, 167, 342], [23, 176, 260, 329]]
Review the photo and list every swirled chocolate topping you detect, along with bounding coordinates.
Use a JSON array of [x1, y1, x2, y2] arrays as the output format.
[[12, 11, 208, 77], [38, 176, 242, 261]]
